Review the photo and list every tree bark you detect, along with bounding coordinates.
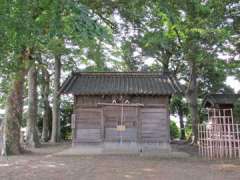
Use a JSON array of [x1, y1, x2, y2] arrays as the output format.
[[26, 65, 40, 147], [162, 50, 171, 74], [41, 69, 51, 142], [2, 70, 26, 155], [179, 110, 186, 140], [187, 60, 198, 144], [51, 55, 61, 143]]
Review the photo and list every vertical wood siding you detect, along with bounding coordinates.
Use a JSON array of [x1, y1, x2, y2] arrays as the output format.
[[73, 95, 170, 144], [74, 108, 102, 143], [104, 106, 138, 142], [140, 108, 168, 143]]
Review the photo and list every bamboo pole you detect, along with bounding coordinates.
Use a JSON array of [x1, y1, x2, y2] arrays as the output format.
[[228, 117, 232, 159], [237, 124, 240, 159], [198, 124, 201, 156], [199, 108, 240, 160]]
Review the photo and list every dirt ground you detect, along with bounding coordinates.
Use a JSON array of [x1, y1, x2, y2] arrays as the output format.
[[0, 143, 240, 180]]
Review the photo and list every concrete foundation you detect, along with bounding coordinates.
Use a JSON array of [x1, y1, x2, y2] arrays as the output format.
[[55, 142, 176, 156]]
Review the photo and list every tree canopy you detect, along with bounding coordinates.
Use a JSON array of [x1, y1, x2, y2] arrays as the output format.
[[0, 0, 239, 154]]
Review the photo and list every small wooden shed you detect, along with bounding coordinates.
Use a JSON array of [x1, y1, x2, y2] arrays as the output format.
[[203, 94, 240, 109], [60, 72, 182, 149]]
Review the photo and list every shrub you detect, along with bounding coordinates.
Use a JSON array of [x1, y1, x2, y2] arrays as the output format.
[[233, 98, 240, 123], [60, 100, 73, 140], [170, 120, 179, 139]]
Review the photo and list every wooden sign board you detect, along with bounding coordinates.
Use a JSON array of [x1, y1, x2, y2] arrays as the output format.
[[116, 125, 126, 131], [71, 114, 76, 129]]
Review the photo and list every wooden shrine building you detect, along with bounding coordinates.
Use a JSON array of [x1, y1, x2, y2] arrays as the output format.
[[60, 72, 182, 151], [199, 94, 240, 159], [203, 94, 240, 109]]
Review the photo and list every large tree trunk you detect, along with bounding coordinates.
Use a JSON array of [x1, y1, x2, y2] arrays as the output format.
[[179, 110, 186, 140], [162, 50, 171, 74], [51, 55, 61, 143], [187, 60, 198, 144], [26, 65, 40, 147], [41, 69, 51, 142], [2, 70, 26, 155]]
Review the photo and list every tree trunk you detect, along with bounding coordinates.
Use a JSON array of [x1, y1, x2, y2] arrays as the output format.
[[179, 110, 186, 140], [51, 55, 61, 143], [26, 65, 40, 147], [187, 60, 198, 144], [41, 69, 51, 142], [2, 70, 26, 155], [162, 50, 171, 74]]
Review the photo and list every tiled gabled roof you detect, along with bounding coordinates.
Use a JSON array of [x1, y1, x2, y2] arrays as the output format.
[[60, 72, 183, 96], [203, 94, 240, 107]]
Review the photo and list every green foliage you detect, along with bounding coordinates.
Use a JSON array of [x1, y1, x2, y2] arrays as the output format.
[[170, 121, 179, 139], [0, 0, 113, 106], [0, 0, 239, 144], [198, 59, 227, 95], [60, 100, 73, 140], [233, 99, 240, 124], [121, 40, 142, 71], [170, 96, 188, 115], [184, 126, 193, 141]]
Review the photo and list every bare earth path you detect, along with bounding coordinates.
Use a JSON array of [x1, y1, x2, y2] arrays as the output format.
[[0, 143, 240, 180]]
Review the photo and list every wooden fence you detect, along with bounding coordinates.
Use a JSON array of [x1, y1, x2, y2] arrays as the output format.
[[198, 109, 240, 159]]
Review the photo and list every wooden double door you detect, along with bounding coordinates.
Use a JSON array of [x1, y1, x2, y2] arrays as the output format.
[[73, 106, 168, 144], [103, 106, 139, 142]]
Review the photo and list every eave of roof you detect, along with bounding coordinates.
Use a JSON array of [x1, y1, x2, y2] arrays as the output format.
[[202, 93, 240, 107], [59, 72, 184, 96]]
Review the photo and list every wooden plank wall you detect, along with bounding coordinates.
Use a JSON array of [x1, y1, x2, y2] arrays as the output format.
[[73, 95, 170, 144], [104, 106, 138, 142], [140, 108, 169, 143], [74, 95, 169, 108], [73, 108, 102, 143]]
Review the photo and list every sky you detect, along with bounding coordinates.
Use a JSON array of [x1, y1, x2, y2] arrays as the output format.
[[225, 76, 240, 93]]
